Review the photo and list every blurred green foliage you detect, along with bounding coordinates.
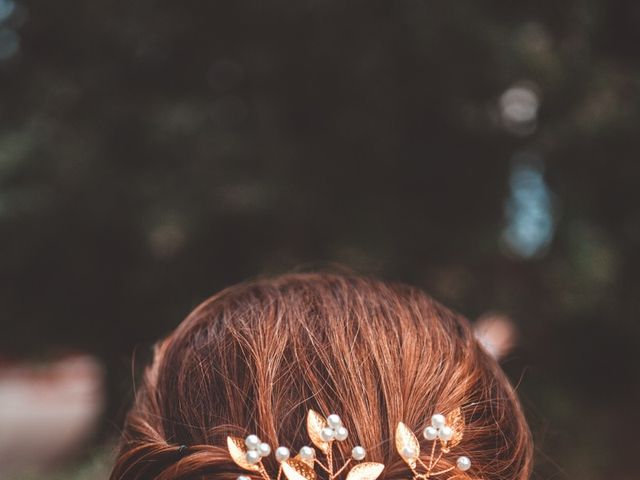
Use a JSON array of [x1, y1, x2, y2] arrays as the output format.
[[1, 0, 639, 478]]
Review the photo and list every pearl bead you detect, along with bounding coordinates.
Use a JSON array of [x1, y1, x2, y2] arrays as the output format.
[[327, 414, 342, 429], [401, 445, 417, 459], [438, 426, 453, 441], [351, 445, 366, 461], [423, 426, 438, 441], [245, 434, 261, 450], [299, 446, 315, 460], [456, 456, 471, 471], [275, 446, 290, 463], [246, 450, 261, 464], [320, 427, 336, 442], [238, 476, 251, 480], [431, 414, 446, 429], [258, 443, 271, 457], [335, 426, 348, 441]]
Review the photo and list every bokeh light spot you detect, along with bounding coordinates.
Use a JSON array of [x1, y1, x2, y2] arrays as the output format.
[[499, 83, 540, 136], [501, 152, 556, 258], [0, 27, 19, 60], [0, 0, 15, 23]]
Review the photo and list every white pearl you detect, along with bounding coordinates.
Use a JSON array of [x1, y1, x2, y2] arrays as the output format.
[[423, 426, 438, 441], [238, 476, 251, 480], [246, 450, 261, 464], [258, 443, 271, 457], [351, 445, 366, 461], [431, 414, 446, 429], [335, 426, 348, 441], [245, 434, 261, 450], [327, 414, 342, 429], [320, 427, 336, 442], [299, 446, 315, 460], [275, 446, 290, 463], [438, 426, 453, 441], [401, 445, 417, 459], [456, 456, 471, 471]]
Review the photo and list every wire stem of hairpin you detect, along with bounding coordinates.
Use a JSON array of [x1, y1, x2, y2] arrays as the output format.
[[228, 410, 384, 480]]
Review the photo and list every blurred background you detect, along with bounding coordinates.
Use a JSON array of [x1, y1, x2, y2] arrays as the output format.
[[0, 0, 639, 478]]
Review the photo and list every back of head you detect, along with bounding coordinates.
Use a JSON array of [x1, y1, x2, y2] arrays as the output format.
[[111, 273, 532, 480]]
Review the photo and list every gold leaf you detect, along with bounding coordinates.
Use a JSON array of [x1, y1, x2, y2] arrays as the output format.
[[445, 407, 465, 449], [282, 458, 317, 480], [395, 422, 420, 468], [294, 453, 314, 468], [227, 436, 260, 472], [307, 409, 330, 453], [345, 462, 385, 480]]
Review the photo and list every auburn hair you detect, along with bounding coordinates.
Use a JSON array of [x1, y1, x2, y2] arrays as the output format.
[[111, 273, 533, 480]]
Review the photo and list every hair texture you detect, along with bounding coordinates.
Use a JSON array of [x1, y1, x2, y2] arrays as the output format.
[[111, 273, 532, 480]]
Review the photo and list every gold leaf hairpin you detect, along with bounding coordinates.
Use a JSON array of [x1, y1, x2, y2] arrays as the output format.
[[227, 409, 385, 480], [396, 408, 472, 479]]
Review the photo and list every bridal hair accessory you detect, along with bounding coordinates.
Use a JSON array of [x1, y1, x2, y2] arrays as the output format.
[[227, 409, 385, 480], [227, 408, 472, 480], [396, 408, 472, 479]]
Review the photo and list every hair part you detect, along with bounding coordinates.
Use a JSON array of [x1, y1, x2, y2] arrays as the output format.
[[111, 273, 533, 480]]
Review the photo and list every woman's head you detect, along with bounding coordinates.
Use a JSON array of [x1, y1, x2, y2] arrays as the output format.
[[111, 273, 532, 480]]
